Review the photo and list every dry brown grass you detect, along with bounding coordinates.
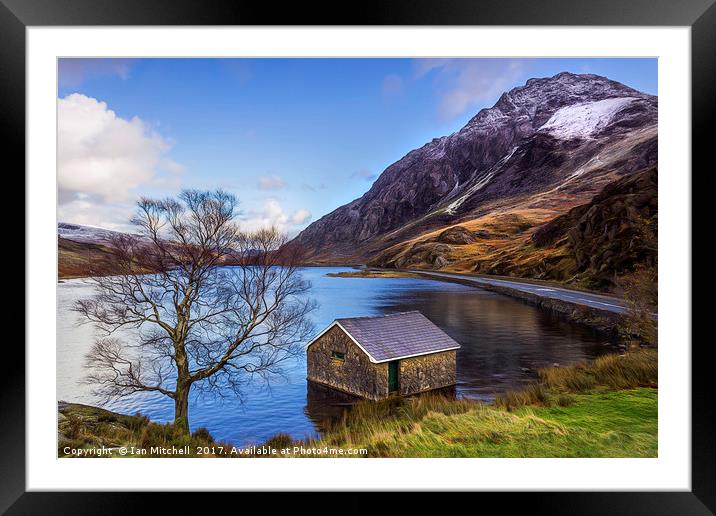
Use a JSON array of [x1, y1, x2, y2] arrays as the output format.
[[58, 238, 119, 279], [540, 349, 658, 392], [494, 383, 550, 411], [371, 205, 583, 283], [493, 348, 657, 410]]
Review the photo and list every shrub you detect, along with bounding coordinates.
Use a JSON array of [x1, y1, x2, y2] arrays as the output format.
[[67, 414, 83, 439], [191, 427, 214, 443], [618, 260, 657, 346]]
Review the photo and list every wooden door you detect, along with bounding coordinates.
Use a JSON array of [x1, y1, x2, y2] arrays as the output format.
[[388, 361, 399, 392]]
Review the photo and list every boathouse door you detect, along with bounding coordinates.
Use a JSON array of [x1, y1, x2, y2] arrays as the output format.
[[388, 361, 399, 392]]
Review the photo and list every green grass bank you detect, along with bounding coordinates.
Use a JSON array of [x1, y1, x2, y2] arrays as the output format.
[[59, 349, 657, 458]]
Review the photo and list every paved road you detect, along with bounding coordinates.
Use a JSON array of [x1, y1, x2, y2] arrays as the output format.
[[405, 270, 629, 315]]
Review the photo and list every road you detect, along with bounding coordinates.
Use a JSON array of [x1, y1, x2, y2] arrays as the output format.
[[405, 270, 629, 315]]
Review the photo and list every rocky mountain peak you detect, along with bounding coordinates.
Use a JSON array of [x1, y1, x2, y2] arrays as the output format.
[[466, 72, 653, 132], [291, 73, 657, 263]]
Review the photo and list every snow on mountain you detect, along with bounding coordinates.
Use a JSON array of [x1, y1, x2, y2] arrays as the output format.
[[58, 222, 133, 244], [444, 146, 519, 215], [538, 97, 639, 140]]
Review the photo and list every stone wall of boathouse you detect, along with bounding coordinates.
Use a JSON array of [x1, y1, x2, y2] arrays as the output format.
[[307, 326, 458, 400], [307, 325, 388, 400], [398, 350, 457, 396]]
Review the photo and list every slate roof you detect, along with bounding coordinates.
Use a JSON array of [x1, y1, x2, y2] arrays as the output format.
[[320, 311, 460, 363]]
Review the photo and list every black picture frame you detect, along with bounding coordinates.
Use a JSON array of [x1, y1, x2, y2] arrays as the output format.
[[3, 0, 709, 513]]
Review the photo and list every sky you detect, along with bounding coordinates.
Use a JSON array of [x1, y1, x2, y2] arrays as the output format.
[[57, 58, 657, 234]]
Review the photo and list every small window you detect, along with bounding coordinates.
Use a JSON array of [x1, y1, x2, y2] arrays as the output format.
[[330, 351, 345, 361]]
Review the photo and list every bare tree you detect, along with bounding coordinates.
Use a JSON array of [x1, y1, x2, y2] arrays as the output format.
[[75, 190, 316, 435], [618, 215, 658, 346], [618, 265, 658, 346]]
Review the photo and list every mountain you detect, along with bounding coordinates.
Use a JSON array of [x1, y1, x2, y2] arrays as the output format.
[[290, 72, 657, 287]]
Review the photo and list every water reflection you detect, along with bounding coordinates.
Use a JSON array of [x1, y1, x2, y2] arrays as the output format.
[[376, 287, 617, 399], [305, 381, 458, 432], [57, 267, 617, 446], [305, 382, 361, 431]]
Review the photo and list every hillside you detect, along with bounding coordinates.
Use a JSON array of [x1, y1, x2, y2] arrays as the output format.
[[58, 236, 120, 279], [58, 223, 147, 279], [372, 168, 657, 290]]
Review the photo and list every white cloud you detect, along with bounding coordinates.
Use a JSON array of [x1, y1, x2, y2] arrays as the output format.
[[290, 208, 312, 225], [240, 198, 312, 234], [256, 175, 287, 190], [58, 198, 136, 233], [413, 58, 528, 121], [57, 93, 183, 227]]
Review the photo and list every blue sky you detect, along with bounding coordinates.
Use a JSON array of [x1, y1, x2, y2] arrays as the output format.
[[57, 58, 657, 233]]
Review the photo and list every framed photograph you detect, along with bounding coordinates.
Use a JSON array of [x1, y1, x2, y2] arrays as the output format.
[[6, 0, 710, 512]]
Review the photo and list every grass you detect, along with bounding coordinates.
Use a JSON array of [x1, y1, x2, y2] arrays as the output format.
[[299, 388, 656, 458], [282, 348, 658, 457], [492, 349, 657, 410], [539, 349, 657, 392], [58, 403, 228, 457], [493, 382, 550, 411], [370, 207, 578, 280], [368, 174, 654, 294], [59, 349, 657, 458]]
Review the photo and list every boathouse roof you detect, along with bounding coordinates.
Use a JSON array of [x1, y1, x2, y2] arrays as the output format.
[[307, 311, 461, 363]]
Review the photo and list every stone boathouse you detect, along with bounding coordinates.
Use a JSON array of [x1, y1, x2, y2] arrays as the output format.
[[306, 311, 460, 400]]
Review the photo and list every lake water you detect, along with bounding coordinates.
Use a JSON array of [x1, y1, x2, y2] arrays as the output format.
[[57, 267, 618, 446]]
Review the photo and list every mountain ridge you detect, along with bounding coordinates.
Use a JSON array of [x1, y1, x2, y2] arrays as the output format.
[[290, 72, 657, 269]]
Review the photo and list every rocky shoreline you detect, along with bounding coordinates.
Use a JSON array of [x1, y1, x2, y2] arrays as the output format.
[[349, 270, 624, 336]]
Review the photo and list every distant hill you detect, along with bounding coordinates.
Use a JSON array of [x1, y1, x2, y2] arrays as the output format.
[[57, 222, 250, 278], [58, 222, 138, 245], [58, 236, 118, 279], [58, 222, 135, 278]]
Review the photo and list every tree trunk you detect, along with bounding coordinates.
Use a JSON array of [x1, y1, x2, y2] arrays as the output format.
[[174, 381, 191, 436], [173, 334, 192, 436]]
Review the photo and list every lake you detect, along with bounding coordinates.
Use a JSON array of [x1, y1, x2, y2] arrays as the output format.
[[57, 267, 618, 446]]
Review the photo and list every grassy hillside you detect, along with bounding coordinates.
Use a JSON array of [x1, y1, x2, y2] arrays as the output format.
[[371, 168, 657, 293]]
